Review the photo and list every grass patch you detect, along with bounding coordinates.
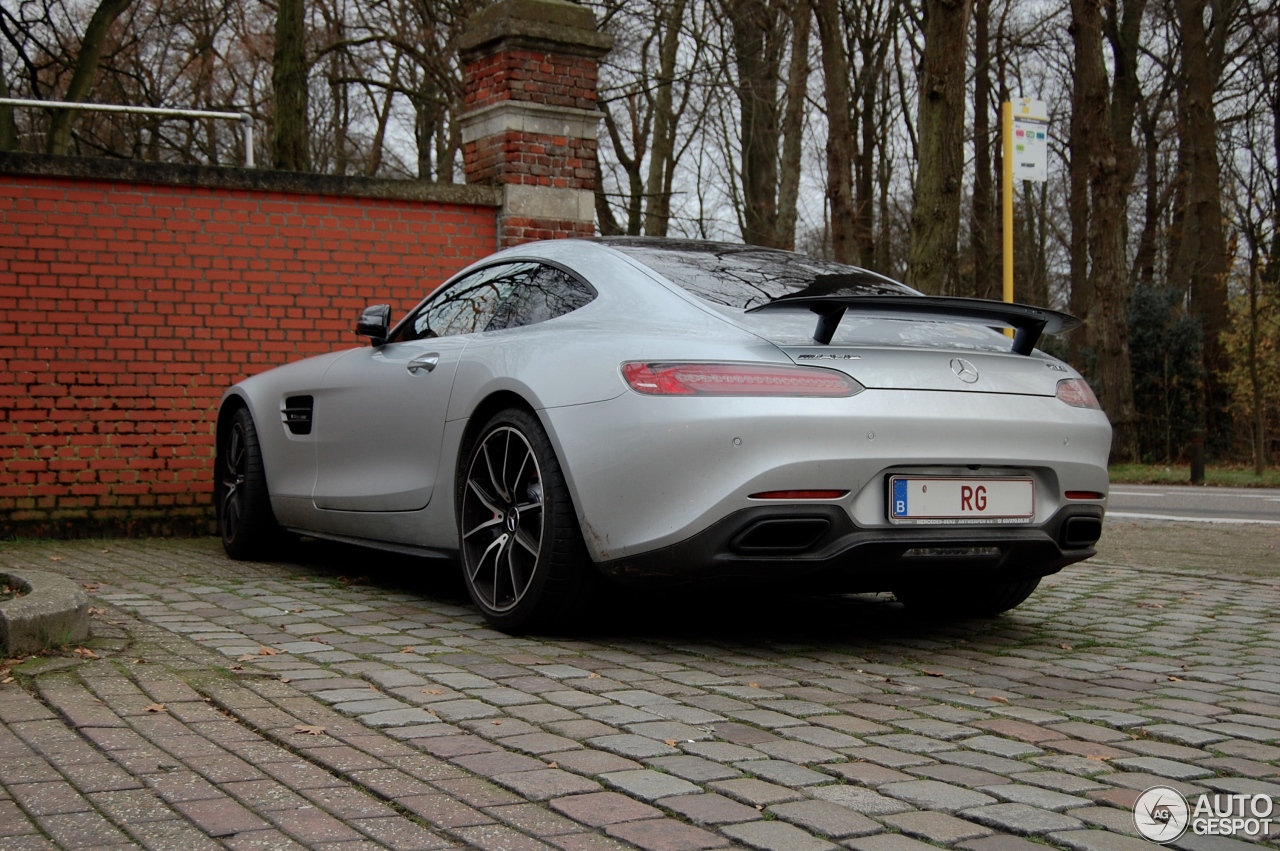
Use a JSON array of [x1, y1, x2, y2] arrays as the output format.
[[1109, 463, 1280, 487]]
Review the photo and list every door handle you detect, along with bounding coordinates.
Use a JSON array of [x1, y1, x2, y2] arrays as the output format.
[[407, 354, 440, 374]]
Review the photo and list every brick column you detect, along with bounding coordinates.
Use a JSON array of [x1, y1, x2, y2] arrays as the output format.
[[458, 0, 612, 247]]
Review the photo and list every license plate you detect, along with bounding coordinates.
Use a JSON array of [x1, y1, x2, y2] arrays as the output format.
[[888, 476, 1035, 525]]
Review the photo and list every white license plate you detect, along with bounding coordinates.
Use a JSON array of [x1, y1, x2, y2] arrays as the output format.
[[888, 476, 1035, 525]]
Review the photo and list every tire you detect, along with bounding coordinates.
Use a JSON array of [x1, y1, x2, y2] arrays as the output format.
[[894, 576, 1041, 618], [457, 408, 596, 633], [216, 406, 282, 560]]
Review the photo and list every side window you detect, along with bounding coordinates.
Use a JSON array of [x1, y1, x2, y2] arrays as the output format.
[[396, 262, 540, 342], [488, 265, 596, 331]]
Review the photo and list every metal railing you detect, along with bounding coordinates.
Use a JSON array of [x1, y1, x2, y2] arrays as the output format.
[[0, 98, 255, 167]]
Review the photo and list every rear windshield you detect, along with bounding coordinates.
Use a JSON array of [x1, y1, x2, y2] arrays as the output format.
[[600, 238, 914, 309]]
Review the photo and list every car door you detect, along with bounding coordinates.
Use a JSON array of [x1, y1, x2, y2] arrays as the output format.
[[310, 263, 539, 513]]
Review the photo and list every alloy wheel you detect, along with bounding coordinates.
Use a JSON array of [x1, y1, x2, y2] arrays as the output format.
[[461, 426, 545, 613]]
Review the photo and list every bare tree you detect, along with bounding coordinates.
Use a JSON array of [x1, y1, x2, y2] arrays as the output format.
[[906, 0, 972, 295], [1069, 0, 1142, 461]]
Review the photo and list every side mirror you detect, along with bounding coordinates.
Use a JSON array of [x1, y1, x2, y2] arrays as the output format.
[[356, 304, 392, 344]]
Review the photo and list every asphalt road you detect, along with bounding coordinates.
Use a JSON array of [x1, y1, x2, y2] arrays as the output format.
[[1106, 482, 1280, 524]]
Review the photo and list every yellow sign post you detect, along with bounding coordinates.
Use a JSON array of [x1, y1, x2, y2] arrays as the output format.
[[1001, 98, 1050, 308]]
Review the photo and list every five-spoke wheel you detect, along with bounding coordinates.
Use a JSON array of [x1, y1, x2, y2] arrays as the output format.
[[216, 407, 280, 559], [459, 408, 595, 632]]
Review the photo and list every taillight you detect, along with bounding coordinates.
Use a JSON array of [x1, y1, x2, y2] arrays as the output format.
[[622, 362, 863, 397], [1064, 491, 1105, 500], [1056, 378, 1101, 409]]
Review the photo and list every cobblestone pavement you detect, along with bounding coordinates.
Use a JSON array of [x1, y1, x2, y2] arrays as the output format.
[[1, 532, 1279, 851]]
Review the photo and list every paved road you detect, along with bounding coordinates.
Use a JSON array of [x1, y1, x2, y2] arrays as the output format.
[[2, 536, 1279, 851], [1107, 484, 1280, 524]]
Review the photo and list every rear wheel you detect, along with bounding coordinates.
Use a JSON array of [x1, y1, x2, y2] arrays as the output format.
[[458, 408, 595, 633], [894, 576, 1041, 617], [216, 407, 281, 560]]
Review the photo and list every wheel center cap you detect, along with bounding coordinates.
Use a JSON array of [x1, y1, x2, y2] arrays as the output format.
[[505, 507, 519, 533]]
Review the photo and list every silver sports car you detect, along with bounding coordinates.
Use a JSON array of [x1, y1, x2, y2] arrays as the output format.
[[216, 238, 1111, 631]]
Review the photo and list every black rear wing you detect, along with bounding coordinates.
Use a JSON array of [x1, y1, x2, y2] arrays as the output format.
[[745, 295, 1081, 356]]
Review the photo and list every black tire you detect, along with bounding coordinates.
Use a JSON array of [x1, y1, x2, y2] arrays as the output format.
[[216, 406, 282, 560], [894, 576, 1041, 618], [457, 408, 596, 633]]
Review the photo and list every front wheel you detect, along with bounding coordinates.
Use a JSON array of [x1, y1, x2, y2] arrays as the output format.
[[458, 408, 595, 633], [894, 576, 1041, 618], [216, 406, 282, 560]]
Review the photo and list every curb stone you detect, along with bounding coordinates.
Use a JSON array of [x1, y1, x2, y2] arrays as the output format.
[[0, 569, 89, 656]]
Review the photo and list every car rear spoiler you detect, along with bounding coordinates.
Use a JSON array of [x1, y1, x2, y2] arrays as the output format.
[[745, 295, 1081, 356]]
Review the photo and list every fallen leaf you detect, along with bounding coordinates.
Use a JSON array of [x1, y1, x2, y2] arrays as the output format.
[[587, 673, 601, 679], [1087, 754, 1112, 761], [369, 683, 379, 691], [1060, 644, 1073, 651], [73, 647, 99, 659], [49, 556, 64, 562], [427, 708, 438, 716], [88, 607, 105, 616], [987, 695, 1010, 704], [421, 688, 445, 695], [922, 671, 945, 677], [755, 805, 763, 811], [236, 654, 257, 662], [145, 703, 167, 713], [968, 690, 976, 695], [293, 724, 326, 736], [132, 658, 147, 665], [107, 620, 125, 626], [1, 677, 13, 685], [547, 761, 559, 769], [257, 646, 279, 656], [492, 720, 503, 725], [280, 678, 291, 684], [1168, 676, 1183, 682], [400, 647, 415, 653], [664, 739, 678, 747], [748, 683, 760, 688]]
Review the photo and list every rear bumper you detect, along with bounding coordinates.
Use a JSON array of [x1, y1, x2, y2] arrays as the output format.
[[595, 502, 1103, 590]]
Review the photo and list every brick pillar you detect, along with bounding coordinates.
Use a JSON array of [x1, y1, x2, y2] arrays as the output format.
[[458, 0, 612, 247]]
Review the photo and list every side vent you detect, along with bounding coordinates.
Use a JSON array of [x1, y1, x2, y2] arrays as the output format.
[[282, 395, 314, 435]]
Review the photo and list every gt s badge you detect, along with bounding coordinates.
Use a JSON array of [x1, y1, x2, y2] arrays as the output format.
[[797, 353, 862, 360]]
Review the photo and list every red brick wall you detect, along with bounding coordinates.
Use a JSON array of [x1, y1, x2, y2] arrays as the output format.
[[0, 167, 498, 534]]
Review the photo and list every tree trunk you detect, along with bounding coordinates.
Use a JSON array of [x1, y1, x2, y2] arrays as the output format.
[[0, 66, 18, 151], [906, 0, 972, 295], [643, 0, 689, 237], [726, 0, 785, 247], [272, 0, 310, 172], [1170, 0, 1234, 449], [971, 0, 994, 300], [46, 0, 136, 155], [774, 0, 809, 249], [812, 0, 855, 263], [1071, 0, 1139, 461]]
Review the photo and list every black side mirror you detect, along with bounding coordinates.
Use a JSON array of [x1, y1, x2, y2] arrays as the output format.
[[356, 304, 392, 344]]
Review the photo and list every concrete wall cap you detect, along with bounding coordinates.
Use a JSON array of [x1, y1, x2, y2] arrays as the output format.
[[459, 0, 613, 57], [0, 152, 503, 208]]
